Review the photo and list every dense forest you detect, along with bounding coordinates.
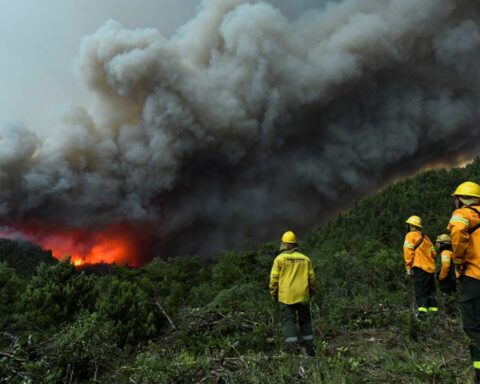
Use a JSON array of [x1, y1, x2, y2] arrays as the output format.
[[1, 159, 480, 383]]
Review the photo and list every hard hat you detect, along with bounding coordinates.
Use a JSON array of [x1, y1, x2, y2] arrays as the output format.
[[452, 181, 480, 198], [281, 231, 297, 244], [405, 215, 422, 228], [436, 234, 451, 243]]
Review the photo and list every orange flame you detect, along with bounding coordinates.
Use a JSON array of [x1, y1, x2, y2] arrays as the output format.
[[40, 228, 139, 266], [1, 223, 144, 267]]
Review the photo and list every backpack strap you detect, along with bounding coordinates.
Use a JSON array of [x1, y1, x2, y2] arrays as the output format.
[[466, 206, 480, 235], [413, 234, 425, 251]]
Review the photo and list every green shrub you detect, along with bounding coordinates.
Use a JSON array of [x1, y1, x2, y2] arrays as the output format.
[[53, 312, 119, 381], [208, 282, 268, 314], [18, 261, 97, 330], [0, 262, 24, 330], [95, 277, 157, 345], [142, 256, 211, 312]]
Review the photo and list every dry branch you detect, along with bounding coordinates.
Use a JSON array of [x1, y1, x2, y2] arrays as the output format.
[[155, 300, 177, 331]]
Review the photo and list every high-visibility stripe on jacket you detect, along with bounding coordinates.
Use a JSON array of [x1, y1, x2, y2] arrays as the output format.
[[403, 231, 436, 273], [269, 249, 315, 305], [439, 249, 454, 281], [448, 205, 480, 280]]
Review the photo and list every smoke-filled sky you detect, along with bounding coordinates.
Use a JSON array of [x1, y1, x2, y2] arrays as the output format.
[[1, 0, 480, 260], [0, 0, 319, 131], [0, 0, 199, 131]]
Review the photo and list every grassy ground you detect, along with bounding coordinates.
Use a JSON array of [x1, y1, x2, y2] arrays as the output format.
[[105, 300, 472, 384]]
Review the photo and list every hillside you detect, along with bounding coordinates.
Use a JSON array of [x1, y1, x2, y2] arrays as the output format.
[[1, 159, 480, 383], [0, 238, 56, 276]]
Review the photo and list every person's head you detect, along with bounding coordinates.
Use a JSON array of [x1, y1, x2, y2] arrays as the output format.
[[280, 230, 297, 251], [452, 181, 480, 209], [405, 215, 422, 232], [435, 233, 451, 249]]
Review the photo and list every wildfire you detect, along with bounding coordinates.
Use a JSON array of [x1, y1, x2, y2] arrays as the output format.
[[0, 223, 143, 267]]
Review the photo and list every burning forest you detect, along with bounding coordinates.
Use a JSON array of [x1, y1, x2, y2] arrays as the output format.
[[1, 0, 480, 263], [0, 223, 145, 267]]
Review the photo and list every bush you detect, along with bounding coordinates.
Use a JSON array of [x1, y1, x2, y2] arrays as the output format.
[[142, 256, 211, 312], [0, 262, 24, 330], [208, 282, 268, 314], [18, 261, 97, 331], [95, 277, 157, 345], [53, 312, 119, 381]]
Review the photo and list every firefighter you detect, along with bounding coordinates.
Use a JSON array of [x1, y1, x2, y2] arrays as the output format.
[[435, 234, 458, 316], [448, 181, 480, 383], [403, 215, 438, 317], [269, 231, 316, 356]]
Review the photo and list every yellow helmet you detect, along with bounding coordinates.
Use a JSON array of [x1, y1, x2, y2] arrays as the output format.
[[452, 181, 480, 198], [436, 234, 451, 243], [405, 215, 422, 228], [281, 231, 297, 244]]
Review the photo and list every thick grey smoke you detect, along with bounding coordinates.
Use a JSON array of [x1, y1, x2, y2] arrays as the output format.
[[1, 0, 480, 257]]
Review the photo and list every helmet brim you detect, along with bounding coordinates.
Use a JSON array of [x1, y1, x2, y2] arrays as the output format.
[[452, 193, 480, 198], [405, 220, 422, 228]]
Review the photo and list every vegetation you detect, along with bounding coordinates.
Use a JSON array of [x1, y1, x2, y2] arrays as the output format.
[[0, 239, 55, 277], [1, 159, 480, 383]]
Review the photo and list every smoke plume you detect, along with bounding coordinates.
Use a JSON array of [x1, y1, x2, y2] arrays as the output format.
[[1, 0, 480, 258]]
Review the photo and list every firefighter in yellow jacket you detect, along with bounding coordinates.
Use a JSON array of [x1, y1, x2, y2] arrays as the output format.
[[269, 231, 316, 356], [403, 215, 438, 317], [448, 181, 480, 383], [435, 234, 458, 316]]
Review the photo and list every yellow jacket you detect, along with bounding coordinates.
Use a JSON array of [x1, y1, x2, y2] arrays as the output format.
[[448, 205, 480, 280], [269, 249, 315, 305], [403, 231, 436, 273], [438, 249, 454, 281]]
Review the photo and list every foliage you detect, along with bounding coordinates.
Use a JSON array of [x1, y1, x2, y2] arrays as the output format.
[[2, 159, 480, 382], [95, 276, 157, 346], [208, 281, 268, 314], [53, 312, 119, 381], [0, 239, 56, 277], [0, 262, 24, 330], [17, 261, 97, 331], [142, 255, 211, 312]]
